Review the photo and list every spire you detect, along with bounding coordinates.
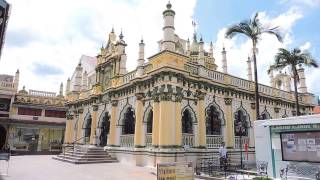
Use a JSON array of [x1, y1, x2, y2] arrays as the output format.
[[222, 46, 228, 73], [298, 67, 307, 93], [119, 30, 124, 40], [66, 78, 71, 95], [59, 82, 63, 97], [247, 56, 253, 81], [136, 38, 145, 77], [162, 1, 175, 51], [14, 69, 20, 91], [186, 38, 190, 55], [198, 37, 204, 66], [108, 27, 116, 42], [209, 41, 213, 58], [74, 63, 83, 92]]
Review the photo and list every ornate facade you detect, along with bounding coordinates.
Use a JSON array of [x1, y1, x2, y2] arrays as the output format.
[[64, 2, 317, 166]]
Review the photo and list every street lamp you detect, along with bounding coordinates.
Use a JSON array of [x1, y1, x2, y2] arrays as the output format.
[[235, 121, 247, 169]]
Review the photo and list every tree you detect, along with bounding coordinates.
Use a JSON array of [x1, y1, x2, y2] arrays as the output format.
[[268, 48, 318, 116], [225, 13, 283, 120]]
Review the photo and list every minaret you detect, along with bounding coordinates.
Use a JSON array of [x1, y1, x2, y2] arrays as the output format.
[[297, 66, 307, 93], [66, 78, 71, 95], [109, 27, 116, 42], [247, 57, 253, 81], [222, 46, 228, 73], [136, 39, 145, 77], [59, 82, 63, 97], [198, 37, 205, 66], [186, 38, 190, 56], [284, 74, 291, 92], [74, 62, 83, 92], [81, 71, 88, 91], [269, 69, 275, 88], [118, 31, 127, 75], [209, 42, 213, 58], [162, 1, 175, 51], [14, 69, 20, 91]]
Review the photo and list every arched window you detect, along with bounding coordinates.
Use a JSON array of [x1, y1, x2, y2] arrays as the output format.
[[146, 110, 153, 134], [99, 112, 110, 146], [83, 115, 92, 138], [122, 107, 135, 134], [234, 110, 248, 136], [206, 106, 221, 135], [182, 109, 193, 134]]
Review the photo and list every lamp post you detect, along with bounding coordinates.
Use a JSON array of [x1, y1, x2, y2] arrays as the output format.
[[235, 121, 246, 169]]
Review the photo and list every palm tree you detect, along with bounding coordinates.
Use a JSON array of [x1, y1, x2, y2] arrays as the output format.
[[225, 13, 283, 120], [268, 48, 318, 116]]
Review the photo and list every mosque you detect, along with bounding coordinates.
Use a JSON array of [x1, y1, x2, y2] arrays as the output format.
[[62, 2, 317, 166]]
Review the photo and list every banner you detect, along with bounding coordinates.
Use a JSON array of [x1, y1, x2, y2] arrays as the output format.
[[157, 161, 194, 180]]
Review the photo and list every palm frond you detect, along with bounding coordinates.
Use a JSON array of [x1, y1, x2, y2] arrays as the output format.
[[263, 29, 283, 43]]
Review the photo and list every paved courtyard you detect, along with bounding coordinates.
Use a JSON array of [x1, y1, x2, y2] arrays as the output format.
[[0, 155, 158, 180]]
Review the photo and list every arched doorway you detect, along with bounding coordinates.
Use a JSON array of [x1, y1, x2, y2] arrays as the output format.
[[182, 109, 193, 134], [0, 125, 6, 150], [122, 107, 135, 134], [206, 106, 222, 135], [146, 110, 153, 134], [83, 114, 92, 143], [98, 112, 110, 146], [234, 110, 248, 137]]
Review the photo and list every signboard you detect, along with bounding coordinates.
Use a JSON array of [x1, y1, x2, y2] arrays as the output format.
[[157, 162, 194, 180], [271, 124, 320, 133], [281, 131, 320, 162]]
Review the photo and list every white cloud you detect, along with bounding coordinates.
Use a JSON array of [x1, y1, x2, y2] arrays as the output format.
[[299, 42, 311, 51], [212, 8, 304, 88], [1, 0, 196, 92]]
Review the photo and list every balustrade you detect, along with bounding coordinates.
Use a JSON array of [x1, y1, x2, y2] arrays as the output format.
[[206, 135, 223, 148], [230, 76, 252, 89], [145, 133, 152, 148], [182, 133, 194, 147], [123, 70, 136, 84], [120, 134, 134, 148], [234, 136, 249, 149], [0, 81, 15, 89]]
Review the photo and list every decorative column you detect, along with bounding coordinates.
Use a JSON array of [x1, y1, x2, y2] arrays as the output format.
[[65, 112, 74, 144], [196, 91, 206, 148], [134, 93, 144, 147], [152, 96, 160, 147], [274, 106, 280, 119], [108, 100, 118, 146], [298, 67, 307, 93], [76, 108, 84, 142], [224, 97, 233, 148], [222, 47, 228, 74], [175, 94, 182, 147], [247, 57, 253, 81], [158, 94, 176, 147], [90, 104, 99, 145]]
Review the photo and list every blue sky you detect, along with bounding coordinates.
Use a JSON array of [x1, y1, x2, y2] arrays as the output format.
[[0, 0, 319, 99]]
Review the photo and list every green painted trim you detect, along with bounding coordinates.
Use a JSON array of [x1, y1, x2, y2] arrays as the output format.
[[134, 145, 146, 148], [269, 126, 276, 178]]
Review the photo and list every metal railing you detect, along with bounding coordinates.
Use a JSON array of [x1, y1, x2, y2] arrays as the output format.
[[206, 135, 223, 148]]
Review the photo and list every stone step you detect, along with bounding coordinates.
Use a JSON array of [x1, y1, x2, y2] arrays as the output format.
[[53, 156, 118, 164], [59, 153, 111, 158], [57, 154, 116, 161], [63, 150, 109, 155]]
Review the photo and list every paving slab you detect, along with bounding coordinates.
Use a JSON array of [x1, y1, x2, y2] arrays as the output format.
[[0, 155, 157, 180]]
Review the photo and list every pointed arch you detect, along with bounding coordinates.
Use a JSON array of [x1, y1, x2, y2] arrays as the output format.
[[143, 103, 153, 134], [260, 106, 272, 120], [181, 104, 196, 134], [234, 103, 250, 137], [98, 106, 110, 146], [205, 100, 225, 135], [82, 112, 92, 138], [119, 104, 136, 135]]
